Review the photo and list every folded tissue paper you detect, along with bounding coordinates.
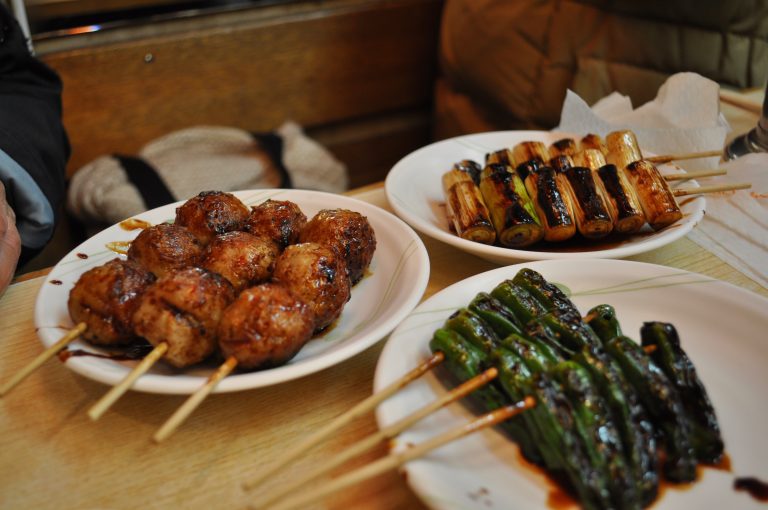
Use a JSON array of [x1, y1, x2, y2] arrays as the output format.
[[558, 72, 728, 171]]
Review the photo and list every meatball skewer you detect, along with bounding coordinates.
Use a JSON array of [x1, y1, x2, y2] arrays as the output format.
[[2, 257, 156, 396], [88, 267, 235, 421], [154, 282, 315, 442]]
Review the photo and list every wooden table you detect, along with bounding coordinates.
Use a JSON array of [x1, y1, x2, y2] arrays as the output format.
[[1, 183, 766, 510]]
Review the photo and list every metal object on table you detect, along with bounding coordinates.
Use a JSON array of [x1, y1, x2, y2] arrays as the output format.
[[724, 81, 768, 160]]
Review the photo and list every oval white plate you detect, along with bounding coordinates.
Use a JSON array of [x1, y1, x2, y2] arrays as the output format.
[[385, 131, 705, 264], [375, 259, 767, 510], [35, 189, 430, 395]]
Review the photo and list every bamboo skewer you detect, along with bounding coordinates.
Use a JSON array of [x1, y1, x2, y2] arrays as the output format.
[[664, 169, 727, 181], [265, 397, 536, 510], [153, 355, 238, 443], [673, 182, 751, 197], [0, 322, 87, 396], [252, 367, 499, 509], [88, 342, 169, 420], [242, 351, 445, 491], [646, 150, 723, 165]]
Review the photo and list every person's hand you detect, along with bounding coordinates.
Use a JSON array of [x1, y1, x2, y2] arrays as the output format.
[[0, 181, 21, 296]]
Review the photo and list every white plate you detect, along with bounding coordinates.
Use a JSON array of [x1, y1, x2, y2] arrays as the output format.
[[35, 189, 430, 395], [375, 259, 768, 509], [385, 131, 706, 264]]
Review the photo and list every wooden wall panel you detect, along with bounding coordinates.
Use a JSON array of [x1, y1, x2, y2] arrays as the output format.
[[39, 0, 443, 177]]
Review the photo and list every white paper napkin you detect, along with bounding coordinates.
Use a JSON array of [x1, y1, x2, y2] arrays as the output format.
[[556, 72, 768, 289], [686, 153, 768, 289], [557, 72, 729, 171]]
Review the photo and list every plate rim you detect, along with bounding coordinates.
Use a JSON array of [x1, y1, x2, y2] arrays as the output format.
[[34, 188, 431, 394], [384, 130, 706, 262]]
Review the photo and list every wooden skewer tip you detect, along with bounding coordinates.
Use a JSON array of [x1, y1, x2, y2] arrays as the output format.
[[87, 342, 169, 421], [0, 322, 87, 397], [152, 355, 237, 443], [242, 352, 444, 491]]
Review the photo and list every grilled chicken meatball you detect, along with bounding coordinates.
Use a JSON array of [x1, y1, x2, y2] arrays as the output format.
[[200, 231, 279, 293], [299, 209, 376, 284], [245, 199, 307, 249], [131, 267, 235, 368], [68, 258, 155, 346], [127, 223, 203, 278], [175, 191, 249, 245], [217, 283, 314, 370], [273, 242, 350, 331]]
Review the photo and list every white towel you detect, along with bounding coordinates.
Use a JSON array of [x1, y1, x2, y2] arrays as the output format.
[[67, 121, 348, 228]]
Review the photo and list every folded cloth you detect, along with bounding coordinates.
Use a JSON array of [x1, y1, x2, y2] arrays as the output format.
[[557, 72, 729, 171], [67, 121, 348, 228]]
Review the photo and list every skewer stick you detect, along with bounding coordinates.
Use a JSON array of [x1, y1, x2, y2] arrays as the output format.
[[673, 182, 751, 197], [253, 367, 498, 509], [266, 397, 536, 510], [242, 351, 445, 491], [87, 342, 169, 421], [0, 322, 87, 396], [664, 169, 727, 181], [153, 355, 238, 443], [646, 150, 722, 165]]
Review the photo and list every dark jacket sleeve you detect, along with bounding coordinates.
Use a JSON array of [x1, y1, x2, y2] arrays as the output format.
[[0, 5, 69, 263]]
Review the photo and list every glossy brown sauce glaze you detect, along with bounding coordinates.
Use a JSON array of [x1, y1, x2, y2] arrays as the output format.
[[734, 477, 768, 502], [598, 164, 636, 218], [58, 341, 153, 362], [119, 218, 152, 231], [76, 253, 89, 259], [106, 241, 132, 255], [565, 166, 611, 222], [534, 167, 573, 228], [50, 279, 63, 285]]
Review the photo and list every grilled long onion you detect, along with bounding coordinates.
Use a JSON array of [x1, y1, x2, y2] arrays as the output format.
[[478, 163, 543, 248], [442, 163, 496, 244]]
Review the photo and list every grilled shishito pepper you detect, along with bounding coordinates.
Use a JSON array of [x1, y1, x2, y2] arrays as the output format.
[[478, 163, 543, 247], [442, 164, 496, 244], [468, 292, 523, 337], [575, 343, 660, 506], [606, 335, 698, 482], [640, 322, 724, 464], [553, 361, 641, 510], [490, 280, 547, 326], [512, 267, 578, 315], [584, 304, 622, 343]]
